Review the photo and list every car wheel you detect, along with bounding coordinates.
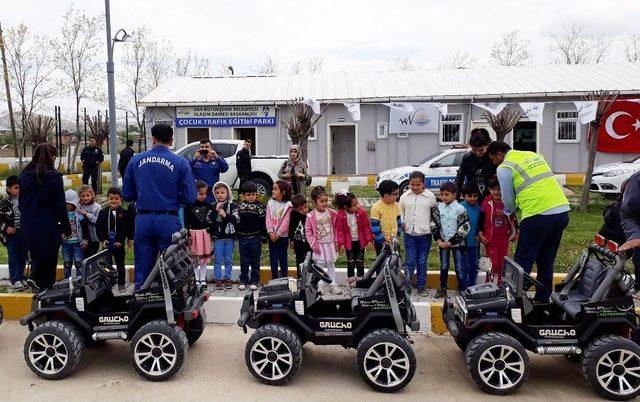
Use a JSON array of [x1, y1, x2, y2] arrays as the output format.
[[186, 308, 206, 346], [245, 324, 302, 386], [24, 320, 84, 380], [465, 332, 529, 395], [130, 320, 188, 381], [399, 180, 410, 195], [250, 177, 271, 198], [582, 334, 640, 400], [356, 329, 416, 393]]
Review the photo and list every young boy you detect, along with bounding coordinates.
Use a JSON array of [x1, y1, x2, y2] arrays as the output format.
[[236, 181, 267, 291], [0, 175, 27, 291], [370, 180, 402, 255], [96, 187, 134, 291], [63, 189, 87, 279], [398, 171, 436, 295], [460, 183, 481, 289], [289, 194, 311, 277], [431, 182, 470, 298], [478, 176, 518, 285], [211, 181, 239, 290]]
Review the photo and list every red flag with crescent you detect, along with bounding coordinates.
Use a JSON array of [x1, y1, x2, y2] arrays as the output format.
[[598, 100, 640, 153]]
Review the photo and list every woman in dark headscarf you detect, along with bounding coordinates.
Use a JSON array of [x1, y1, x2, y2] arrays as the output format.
[[278, 144, 310, 195], [20, 143, 71, 290]]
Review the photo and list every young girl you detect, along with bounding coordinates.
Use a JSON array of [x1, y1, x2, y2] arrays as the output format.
[[78, 185, 102, 258], [184, 180, 214, 287], [211, 181, 239, 290], [478, 176, 518, 285], [266, 180, 292, 279], [334, 190, 374, 278], [305, 186, 340, 294]]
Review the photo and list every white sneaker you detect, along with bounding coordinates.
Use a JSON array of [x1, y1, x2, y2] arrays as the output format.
[[250, 284, 258, 291], [238, 284, 246, 291]]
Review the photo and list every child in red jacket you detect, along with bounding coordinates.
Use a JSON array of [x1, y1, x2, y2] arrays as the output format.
[[478, 176, 518, 284], [334, 190, 375, 278]]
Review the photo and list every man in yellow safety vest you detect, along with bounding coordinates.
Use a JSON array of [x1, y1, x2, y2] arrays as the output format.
[[487, 141, 570, 302]]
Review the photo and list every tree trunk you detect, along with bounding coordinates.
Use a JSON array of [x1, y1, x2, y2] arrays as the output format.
[[580, 123, 599, 212], [0, 22, 19, 162], [69, 95, 82, 174]]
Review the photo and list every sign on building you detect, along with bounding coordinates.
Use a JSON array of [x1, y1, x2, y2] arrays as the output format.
[[175, 105, 276, 127], [389, 103, 440, 134]]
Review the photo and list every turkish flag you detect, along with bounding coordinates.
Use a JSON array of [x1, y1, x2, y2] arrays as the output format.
[[598, 100, 640, 153]]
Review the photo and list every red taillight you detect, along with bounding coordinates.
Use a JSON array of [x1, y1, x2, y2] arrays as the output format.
[[191, 309, 199, 320], [203, 293, 209, 302], [607, 240, 620, 253], [594, 234, 606, 247], [177, 314, 185, 328]]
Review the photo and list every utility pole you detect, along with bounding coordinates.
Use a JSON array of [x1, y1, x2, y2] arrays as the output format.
[[105, 0, 119, 185], [0, 21, 20, 165]]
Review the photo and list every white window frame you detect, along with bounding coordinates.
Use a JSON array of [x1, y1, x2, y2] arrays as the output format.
[[440, 113, 464, 145], [397, 132, 409, 138], [555, 110, 581, 144], [376, 122, 388, 139]]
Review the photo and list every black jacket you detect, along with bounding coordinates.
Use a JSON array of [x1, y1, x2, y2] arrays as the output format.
[[0, 196, 17, 246], [184, 200, 215, 232], [236, 201, 267, 239], [96, 206, 135, 244], [210, 201, 239, 240], [599, 200, 626, 245], [80, 146, 104, 169], [236, 148, 252, 176], [118, 146, 135, 174], [455, 152, 496, 198], [621, 171, 640, 241], [288, 210, 308, 244]]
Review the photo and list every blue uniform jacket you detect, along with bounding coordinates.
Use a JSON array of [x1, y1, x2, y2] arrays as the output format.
[[190, 156, 229, 189], [123, 145, 197, 211]]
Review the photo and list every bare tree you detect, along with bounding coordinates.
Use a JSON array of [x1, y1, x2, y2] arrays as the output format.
[[306, 57, 324, 73], [483, 107, 522, 142], [24, 114, 55, 147], [50, 5, 103, 172], [549, 22, 612, 64], [5, 23, 55, 160], [253, 53, 279, 75], [390, 51, 416, 71], [490, 30, 532, 66], [289, 60, 302, 75], [217, 63, 233, 76], [281, 101, 328, 161], [119, 27, 149, 137], [624, 34, 640, 62], [175, 48, 210, 76], [0, 21, 19, 161], [146, 37, 173, 88], [438, 50, 476, 69], [580, 90, 619, 212], [85, 113, 109, 194]]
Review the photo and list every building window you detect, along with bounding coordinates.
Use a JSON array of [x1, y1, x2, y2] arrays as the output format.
[[376, 123, 388, 139], [556, 111, 580, 143], [440, 113, 463, 145], [397, 132, 409, 138]]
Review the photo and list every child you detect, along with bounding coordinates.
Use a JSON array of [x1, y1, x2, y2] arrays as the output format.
[[478, 176, 518, 285], [460, 183, 481, 289], [236, 181, 267, 291], [431, 182, 470, 298], [305, 186, 339, 294], [78, 185, 102, 258], [289, 194, 311, 277], [0, 175, 27, 291], [96, 187, 134, 290], [334, 190, 374, 278], [184, 181, 215, 287], [398, 171, 437, 295], [211, 181, 239, 290], [63, 189, 87, 278], [370, 180, 402, 255], [266, 180, 293, 279]]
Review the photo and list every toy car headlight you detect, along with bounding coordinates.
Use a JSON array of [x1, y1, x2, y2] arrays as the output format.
[[454, 295, 467, 321], [603, 169, 632, 177]]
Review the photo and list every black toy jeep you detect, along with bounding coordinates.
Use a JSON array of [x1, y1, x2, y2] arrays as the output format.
[[443, 235, 640, 400], [238, 241, 420, 392], [21, 229, 207, 381]]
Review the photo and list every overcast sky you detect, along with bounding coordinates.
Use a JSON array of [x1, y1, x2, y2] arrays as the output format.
[[3, 0, 640, 118]]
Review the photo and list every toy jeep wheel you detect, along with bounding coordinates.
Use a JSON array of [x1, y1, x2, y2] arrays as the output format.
[[465, 332, 529, 395], [24, 320, 84, 380], [130, 320, 188, 381], [245, 324, 302, 386], [186, 308, 206, 346], [356, 329, 416, 393], [454, 336, 470, 352], [582, 334, 640, 400]]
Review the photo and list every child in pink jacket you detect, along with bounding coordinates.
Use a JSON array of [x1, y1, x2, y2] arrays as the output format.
[[305, 186, 340, 294], [266, 180, 293, 279], [334, 190, 374, 278]]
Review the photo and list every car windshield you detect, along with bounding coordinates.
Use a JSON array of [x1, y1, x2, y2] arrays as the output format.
[[623, 155, 640, 163], [414, 151, 444, 167]]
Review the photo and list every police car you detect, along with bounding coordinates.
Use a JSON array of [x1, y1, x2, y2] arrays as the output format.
[[375, 146, 469, 193], [590, 155, 640, 197]]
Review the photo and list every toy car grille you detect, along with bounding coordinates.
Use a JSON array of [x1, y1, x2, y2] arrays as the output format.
[[159, 240, 198, 276]]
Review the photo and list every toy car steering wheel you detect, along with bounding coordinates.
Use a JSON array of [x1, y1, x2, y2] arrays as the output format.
[[522, 271, 545, 291], [97, 260, 118, 279], [310, 262, 332, 284]]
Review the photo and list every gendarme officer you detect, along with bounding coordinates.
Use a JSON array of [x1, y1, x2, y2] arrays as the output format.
[[123, 123, 197, 288]]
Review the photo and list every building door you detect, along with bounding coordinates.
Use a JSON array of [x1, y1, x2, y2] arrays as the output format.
[[187, 128, 209, 144], [233, 127, 256, 154], [330, 125, 356, 175], [513, 121, 537, 152]]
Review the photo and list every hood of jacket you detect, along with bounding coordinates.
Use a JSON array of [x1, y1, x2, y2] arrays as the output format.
[[213, 181, 232, 203], [65, 189, 80, 209]]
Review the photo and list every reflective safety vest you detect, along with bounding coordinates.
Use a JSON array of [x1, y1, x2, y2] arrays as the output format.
[[499, 150, 569, 220]]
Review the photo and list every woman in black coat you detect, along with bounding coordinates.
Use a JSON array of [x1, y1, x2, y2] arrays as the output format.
[[19, 143, 71, 290], [455, 128, 496, 199]]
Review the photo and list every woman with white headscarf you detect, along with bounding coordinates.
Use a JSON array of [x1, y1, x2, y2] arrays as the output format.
[[278, 144, 310, 195]]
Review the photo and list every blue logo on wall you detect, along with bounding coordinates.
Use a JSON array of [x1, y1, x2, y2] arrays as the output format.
[[262, 106, 270, 116]]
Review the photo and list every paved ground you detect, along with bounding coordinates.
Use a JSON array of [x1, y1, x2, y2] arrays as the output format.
[[0, 322, 604, 401]]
